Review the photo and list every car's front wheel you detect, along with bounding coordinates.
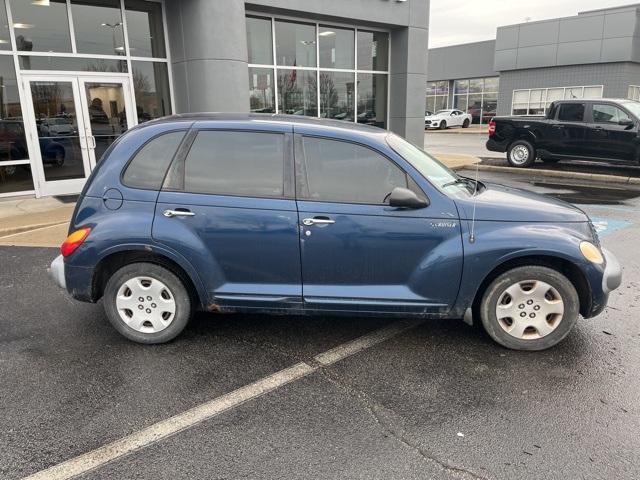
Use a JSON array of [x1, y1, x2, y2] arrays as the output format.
[[479, 266, 579, 350], [103, 263, 192, 344], [439, 120, 447, 130], [507, 140, 536, 167]]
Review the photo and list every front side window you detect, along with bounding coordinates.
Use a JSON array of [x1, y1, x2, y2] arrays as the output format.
[[301, 137, 407, 204], [184, 131, 284, 197], [123, 131, 186, 190], [592, 104, 631, 124], [557, 103, 585, 122]]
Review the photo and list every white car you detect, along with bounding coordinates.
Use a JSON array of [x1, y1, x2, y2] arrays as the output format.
[[425, 109, 472, 129]]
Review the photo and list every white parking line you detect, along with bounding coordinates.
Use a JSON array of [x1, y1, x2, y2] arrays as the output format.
[[23, 318, 425, 480]]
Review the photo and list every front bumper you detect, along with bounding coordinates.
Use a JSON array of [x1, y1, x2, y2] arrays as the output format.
[[602, 248, 622, 294], [49, 254, 66, 289]]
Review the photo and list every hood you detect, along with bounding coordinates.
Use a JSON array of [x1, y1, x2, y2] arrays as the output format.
[[454, 182, 588, 223]]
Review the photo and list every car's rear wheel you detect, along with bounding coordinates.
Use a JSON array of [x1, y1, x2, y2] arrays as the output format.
[[439, 120, 447, 130], [103, 263, 192, 344], [479, 266, 579, 350], [507, 140, 535, 167], [462, 119, 470, 128]]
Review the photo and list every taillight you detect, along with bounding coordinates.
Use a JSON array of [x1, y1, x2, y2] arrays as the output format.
[[488, 120, 496, 136], [61, 227, 92, 257]]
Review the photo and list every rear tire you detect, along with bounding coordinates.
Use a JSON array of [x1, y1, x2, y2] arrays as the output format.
[[439, 120, 447, 130], [479, 266, 579, 351], [462, 119, 470, 128], [507, 140, 536, 168], [103, 263, 192, 344]]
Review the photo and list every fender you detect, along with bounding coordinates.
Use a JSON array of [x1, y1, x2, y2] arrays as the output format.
[[451, 220, 602, 317]]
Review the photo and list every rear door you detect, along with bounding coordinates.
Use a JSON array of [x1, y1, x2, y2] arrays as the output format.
[[152, 123, 303, 311], [294, 131, 463, 314], [586, 102, 637, 161], [548, 102, 589, 157]]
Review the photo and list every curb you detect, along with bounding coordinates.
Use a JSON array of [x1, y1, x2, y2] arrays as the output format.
[[0, 220, 68, 239], [468, 164, 640, 185]]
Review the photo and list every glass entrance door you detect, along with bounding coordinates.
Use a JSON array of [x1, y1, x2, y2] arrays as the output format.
[[24, 74, 135, 197]]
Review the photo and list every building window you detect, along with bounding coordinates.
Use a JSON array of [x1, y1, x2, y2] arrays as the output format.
[[426, 81, 448, 113], [452, 77, 499, 124], [246, 15, 389, 128], [71, 0, 125, 56], [131, 61, 171, 122], [511, 85, 603, 116], [628, 86, 640, 101]]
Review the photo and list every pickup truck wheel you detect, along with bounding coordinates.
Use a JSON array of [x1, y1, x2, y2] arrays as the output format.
[[103, 263, 192, 344], [479, 266, 579, 351], [462, 119, 470, 128], [507, 140, 535, 167], [439, 120, 447, 130]]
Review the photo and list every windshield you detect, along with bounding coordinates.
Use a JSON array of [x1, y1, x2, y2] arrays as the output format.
[[436, 110, 450, 114], [621, 101, 640, 119], [386, 133, 472, 196]]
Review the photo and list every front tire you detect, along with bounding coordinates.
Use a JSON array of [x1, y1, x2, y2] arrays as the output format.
[[439, 120, 447, 130], [103, 263, 192, 344], [462, 119, 470, 128], [507, 140, 536, 168], [479, 266, 579, 351]]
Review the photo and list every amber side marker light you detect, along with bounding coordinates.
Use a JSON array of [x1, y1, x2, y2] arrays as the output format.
[[580, 241, 604, 265], [61, 227, 92, 257]]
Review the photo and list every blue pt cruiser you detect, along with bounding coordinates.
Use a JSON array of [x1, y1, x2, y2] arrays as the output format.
[[49, 114, 622, 351]]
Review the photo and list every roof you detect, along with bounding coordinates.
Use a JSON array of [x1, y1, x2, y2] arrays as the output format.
[[145, 112, 388, 135]]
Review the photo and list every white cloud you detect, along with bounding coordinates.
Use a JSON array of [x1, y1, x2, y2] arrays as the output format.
[[429, 0, 636, 48]]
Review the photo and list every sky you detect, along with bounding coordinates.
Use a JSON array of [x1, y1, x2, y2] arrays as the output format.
[[429, 0, 637, 48]]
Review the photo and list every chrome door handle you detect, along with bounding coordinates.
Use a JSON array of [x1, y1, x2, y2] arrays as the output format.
[[163, 209, 195, 218], [302, 217, 335, 226]]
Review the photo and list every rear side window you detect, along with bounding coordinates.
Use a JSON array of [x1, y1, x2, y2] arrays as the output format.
[[300, 137, 407, 204], [122, 131, 186, 190], [557, 103, 585, 122], [184, 131, 284, 197]]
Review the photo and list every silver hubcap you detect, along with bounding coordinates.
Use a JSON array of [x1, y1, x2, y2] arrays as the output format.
[[495, 280, 564, 340], [510, 145, 529, 164], [116, 277, 176, 333]]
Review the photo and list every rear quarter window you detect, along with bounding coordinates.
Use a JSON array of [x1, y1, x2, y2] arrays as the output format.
[[122, 130, 186, 190]]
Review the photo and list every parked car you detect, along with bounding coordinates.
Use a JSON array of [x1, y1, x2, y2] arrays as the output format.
[[487, 99, 640, 167], [0, 119, 66, 166], [426, 109, 472, 129], [38, 117, 75, 137], [49, 114, 621, 350]]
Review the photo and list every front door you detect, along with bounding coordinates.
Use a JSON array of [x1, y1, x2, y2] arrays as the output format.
[[295, 134, 463, 314], [586, 102, 637, 161], [23, 75, 135, 197]]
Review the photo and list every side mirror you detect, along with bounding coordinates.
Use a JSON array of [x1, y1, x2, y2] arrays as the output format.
[[619, 118, 634, 127], [388, 187, 429, 209]]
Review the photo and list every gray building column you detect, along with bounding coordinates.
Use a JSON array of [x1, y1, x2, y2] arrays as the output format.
[[388, 1, 429, 146], [164, 0, 250, 113]]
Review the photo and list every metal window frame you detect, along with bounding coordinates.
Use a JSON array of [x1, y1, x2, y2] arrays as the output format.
[[629, 85, 640, 101], [449, 76, 500, 125], [246, 11, 390, 129], [511, 85, 604, 116], [0, 0, 173, 198]]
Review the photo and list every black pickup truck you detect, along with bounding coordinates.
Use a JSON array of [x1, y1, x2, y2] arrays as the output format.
[[486, 99, 640, 167]]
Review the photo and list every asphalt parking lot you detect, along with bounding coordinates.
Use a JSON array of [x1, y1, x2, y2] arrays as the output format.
[[2, 171, 640, 479]]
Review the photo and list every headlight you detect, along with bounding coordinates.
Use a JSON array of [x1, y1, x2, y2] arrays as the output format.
[[580, 241, 604, 265]]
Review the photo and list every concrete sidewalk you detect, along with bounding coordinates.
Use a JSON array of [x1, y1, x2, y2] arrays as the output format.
[[425, 125, 486, 135], [431, 152, 480, 170], [0, 196, 73, 247]]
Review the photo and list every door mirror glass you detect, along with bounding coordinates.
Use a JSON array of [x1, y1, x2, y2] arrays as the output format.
[[388, 187, 429, 209]]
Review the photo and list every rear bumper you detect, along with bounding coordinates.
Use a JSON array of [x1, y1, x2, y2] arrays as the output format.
[[49, 255, 66, 289], [486, 137, 509, 153]]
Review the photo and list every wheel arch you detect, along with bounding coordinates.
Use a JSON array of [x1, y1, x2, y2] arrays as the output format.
[[91, 247, 207, 309], [470, 254, 592, 319], [507, 130, 538, 151]]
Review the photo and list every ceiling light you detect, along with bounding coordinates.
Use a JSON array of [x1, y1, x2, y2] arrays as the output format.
[[13, 23, 34, 29], [319, 31, 335, 37], [0, 39, 7, 44], [31, 0, 50, 5]]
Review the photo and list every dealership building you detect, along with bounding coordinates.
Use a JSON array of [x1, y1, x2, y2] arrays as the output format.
[[427, 3, 640, 124], [0, 0, 429, 198]]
